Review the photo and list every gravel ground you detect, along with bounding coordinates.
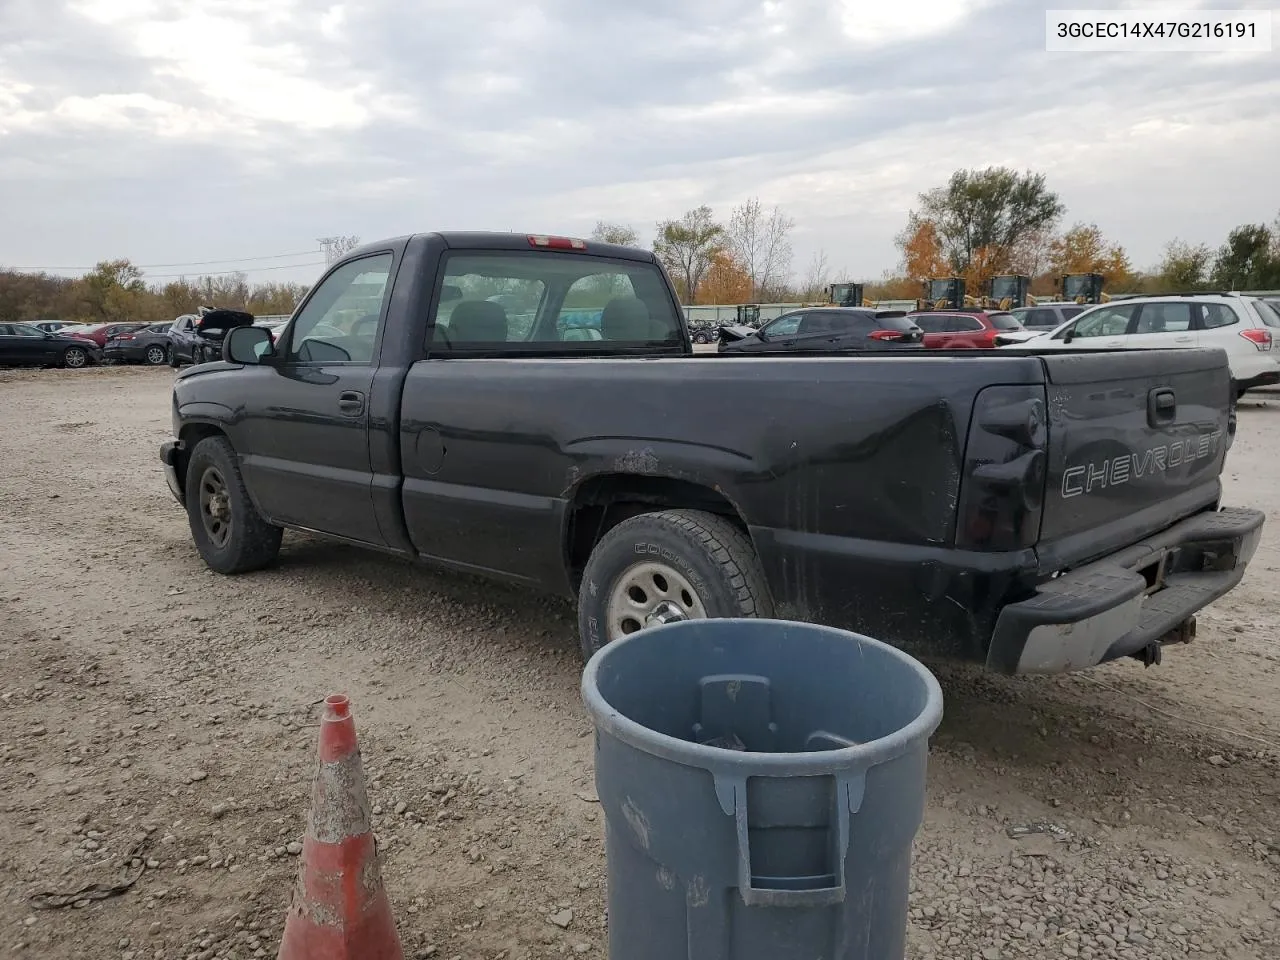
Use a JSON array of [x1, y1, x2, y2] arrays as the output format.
[[1, 365, 1278, 960]]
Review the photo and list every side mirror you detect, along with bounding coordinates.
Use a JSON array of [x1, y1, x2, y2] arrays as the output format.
[[224, 325, 274, 364]]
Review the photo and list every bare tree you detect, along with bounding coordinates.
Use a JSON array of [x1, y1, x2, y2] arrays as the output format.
[[802, 249, 830, 299], [652, 206, 725, 302], [318, 235, 362, 263], [590, 221, 640, 246], [726, 198, 796, 300]]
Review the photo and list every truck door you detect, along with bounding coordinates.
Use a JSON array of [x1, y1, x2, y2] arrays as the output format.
[[236, 253, 396, 545]]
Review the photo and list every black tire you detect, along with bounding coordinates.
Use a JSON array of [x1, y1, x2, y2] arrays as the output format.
[[62, 346, 89, 369], [145, 344, 168, 366], [577, 508, 773, 660], [184, 436, 282, 574]]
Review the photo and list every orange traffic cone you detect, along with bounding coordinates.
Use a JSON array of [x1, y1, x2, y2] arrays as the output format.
[[277, 694, 403, 960]]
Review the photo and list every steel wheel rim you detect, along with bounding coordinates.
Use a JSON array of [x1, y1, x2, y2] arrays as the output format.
[[146, 346, 165, 364], [65, 349, 86, 368], [606, 561, 707, 642], [198, 466, 233, 548]]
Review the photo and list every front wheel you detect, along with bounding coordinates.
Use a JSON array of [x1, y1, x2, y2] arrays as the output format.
[[184, 436, 282, 574], [576, 509, 773, 660], [62, 346, 89, 369]]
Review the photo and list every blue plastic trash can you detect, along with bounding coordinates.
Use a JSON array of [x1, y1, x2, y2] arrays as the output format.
[[581, 618, 943, 960]]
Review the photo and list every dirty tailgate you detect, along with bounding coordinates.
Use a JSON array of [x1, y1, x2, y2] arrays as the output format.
[[1035, 348, 1233, 572]]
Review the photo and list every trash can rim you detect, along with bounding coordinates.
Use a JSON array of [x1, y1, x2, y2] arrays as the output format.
[[581, 618, 944, 774]]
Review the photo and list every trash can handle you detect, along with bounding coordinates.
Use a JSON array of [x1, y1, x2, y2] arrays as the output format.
[[714, 771, 867, 908]]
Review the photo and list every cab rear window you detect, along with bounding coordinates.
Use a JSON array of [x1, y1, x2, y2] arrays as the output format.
[[430, 252, 683, 351]]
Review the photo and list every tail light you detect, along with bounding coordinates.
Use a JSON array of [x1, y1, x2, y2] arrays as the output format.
[[868, 329, 903, 341], [1239, 328, 1272, 351], [116, 334, 136, 341], [955, 385, 1048, 550]]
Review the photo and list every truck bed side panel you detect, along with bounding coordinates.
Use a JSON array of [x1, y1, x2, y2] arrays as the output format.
[[396, 355, 1046, 596]]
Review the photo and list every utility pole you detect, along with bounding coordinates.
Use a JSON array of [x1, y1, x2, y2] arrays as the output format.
[[317, 237, 342, 264]]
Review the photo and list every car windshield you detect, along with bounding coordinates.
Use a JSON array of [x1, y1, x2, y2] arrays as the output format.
[[989, 313, 1023, 331]]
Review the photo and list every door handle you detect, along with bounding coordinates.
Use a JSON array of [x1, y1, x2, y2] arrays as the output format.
[[1148, 387, 1176, 426], [338, 390, 365, 415], [1174, 335, 1193, 343]]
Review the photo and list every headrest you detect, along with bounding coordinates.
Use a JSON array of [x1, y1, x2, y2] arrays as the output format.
[[601, 298, 657, 341], [448, 300, 509, 342]]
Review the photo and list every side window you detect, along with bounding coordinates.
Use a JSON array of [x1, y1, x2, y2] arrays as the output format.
[[1200, 303, 1240, 329], [1025, 309, 1058, 327], [1133, 302, 1193, 334], [1065, 305, 1136, 339], [286, 254, 393, 363], [913, 315, 947, 333], [763, 314, 803, 338], [1061, 306, 1085, 321], [798, 312, 843, 336], [431, 252, 683, 351], [948, 316, 983, 333]]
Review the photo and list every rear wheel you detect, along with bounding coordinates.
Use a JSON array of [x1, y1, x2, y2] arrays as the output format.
[[145, 344, 168, 366], [184, 436, 282, 574], [576, 508, 773, 660], [62, 346, 89, 369]]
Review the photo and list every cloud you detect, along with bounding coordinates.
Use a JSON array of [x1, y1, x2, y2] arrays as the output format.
[[1, 0, 1277, 283]]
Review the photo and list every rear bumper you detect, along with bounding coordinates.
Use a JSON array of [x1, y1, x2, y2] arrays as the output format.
[[1238, 369, 1280, 391], [986, 506, 1265, 674], [160, 439, 185, 505]]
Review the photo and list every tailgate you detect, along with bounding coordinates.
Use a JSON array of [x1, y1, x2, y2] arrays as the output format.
[[1037, 348, 1232, 566]]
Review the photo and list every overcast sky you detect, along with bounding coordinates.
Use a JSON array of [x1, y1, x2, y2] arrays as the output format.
[[2, 0, 1277, 288]]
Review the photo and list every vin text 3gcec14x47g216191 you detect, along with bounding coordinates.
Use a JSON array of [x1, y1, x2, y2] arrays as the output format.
[[160, 232, 1264, 676]]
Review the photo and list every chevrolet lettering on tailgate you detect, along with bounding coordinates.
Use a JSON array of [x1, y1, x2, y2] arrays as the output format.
[[1061, 430, 1225, 499]]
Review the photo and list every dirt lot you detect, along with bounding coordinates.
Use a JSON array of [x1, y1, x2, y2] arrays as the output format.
[[2, 365, 1278, 960]]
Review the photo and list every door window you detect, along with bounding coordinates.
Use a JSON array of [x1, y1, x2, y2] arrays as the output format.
[[946, 315, 984, 332], [1061, 305, 1135, 339], [913, 315, 949, 333], [1133, 303, 1192, 334], [8, 324, 45, 338], [286, 254, 394, 363], [761, 313, 803, 338]]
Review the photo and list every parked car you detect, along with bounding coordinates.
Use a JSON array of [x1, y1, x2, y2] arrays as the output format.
[[64, 321, 150, 349], [160, 230, 1262, 678], [718, 307, 924, 352], [28, 320, 78, 334], [103, 322, 175, 365], [1005, 294, 1280, 397], [0, 322, 102, 368], [908, 310, 1024, 349], [994, 302, 1090, 345]]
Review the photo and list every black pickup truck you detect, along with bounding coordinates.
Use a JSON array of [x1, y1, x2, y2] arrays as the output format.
[[160, 231, 1264, 675]]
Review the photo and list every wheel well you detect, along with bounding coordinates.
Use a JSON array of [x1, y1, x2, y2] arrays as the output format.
[[176, 424, 228, 489], [564, 474, 749, 590]]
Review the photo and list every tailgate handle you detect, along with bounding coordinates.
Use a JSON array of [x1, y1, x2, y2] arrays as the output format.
[[1148, 387, 1176, 426]]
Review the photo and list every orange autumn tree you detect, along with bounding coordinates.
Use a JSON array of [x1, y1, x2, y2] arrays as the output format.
[[896, 216, 949, 282], [697, 251, 753, 304], [1048, 222, 1135, 290]]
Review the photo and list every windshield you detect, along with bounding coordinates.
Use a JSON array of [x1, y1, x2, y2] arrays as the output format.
[[989, 313, 1023, 331]]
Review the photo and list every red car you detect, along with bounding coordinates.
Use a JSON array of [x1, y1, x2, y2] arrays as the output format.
[[67, 322, 149, 348], [908, 310, 1024, 349]]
